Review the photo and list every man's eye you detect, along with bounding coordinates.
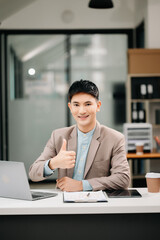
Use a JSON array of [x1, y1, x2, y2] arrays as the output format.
[[86, 103, 91, 106], [74, 104, 79, 107]]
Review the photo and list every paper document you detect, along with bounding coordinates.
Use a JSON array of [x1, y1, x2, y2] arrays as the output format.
[[63, 190, 107, 202]]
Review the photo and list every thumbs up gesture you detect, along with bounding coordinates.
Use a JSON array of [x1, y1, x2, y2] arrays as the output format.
[[49, 139, 76, 170], [60, 139, 67, 151]]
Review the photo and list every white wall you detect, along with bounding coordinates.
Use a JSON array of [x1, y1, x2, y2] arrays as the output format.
[[134, 0, 147, 27], [145, 0, 160, 48], [1, 0, 136, 29]]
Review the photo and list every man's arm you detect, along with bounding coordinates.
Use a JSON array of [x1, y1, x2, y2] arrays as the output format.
[[87, 136, 130, 191], [29, 134, 76, 182]]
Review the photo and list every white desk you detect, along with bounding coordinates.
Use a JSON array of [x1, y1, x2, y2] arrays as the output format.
[[0, 188, 160, 240], [0, 188, 160, 215]]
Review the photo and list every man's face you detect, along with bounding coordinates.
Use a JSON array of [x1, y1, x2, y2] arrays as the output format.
[[68, 92, 101, 132]]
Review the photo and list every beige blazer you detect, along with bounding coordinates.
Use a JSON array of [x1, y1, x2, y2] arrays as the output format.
[[29, 122, 130, 190]]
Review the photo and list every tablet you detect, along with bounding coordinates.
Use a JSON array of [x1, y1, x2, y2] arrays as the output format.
[[104, 189, 142, 198]]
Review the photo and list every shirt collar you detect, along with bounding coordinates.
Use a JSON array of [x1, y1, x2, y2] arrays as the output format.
[[77, 127, 95, 138]]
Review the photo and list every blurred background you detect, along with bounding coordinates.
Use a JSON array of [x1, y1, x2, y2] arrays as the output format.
[[0, 0, 160, 186]]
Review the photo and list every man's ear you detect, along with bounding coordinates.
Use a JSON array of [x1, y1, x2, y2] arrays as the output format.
[[68, 102, 71, 111], [97, 100, 101, 112]]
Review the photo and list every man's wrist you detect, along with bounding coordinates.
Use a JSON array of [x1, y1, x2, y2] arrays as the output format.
[[44, 159, 55, 177], [49, 157, 57, 170]]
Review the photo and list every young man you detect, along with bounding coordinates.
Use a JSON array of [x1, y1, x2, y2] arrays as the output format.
[[29, 80, 130, 191]]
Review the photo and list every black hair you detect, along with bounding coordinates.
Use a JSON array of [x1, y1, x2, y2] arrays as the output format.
[[68, 79, 99, 101]]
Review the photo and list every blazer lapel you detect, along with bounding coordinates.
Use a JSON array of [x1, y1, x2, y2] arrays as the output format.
[[67, 125, 77, 178], [84, 122, 101, 178]]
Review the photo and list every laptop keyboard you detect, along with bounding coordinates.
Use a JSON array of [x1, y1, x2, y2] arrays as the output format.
[[31, 191, 56, 199]]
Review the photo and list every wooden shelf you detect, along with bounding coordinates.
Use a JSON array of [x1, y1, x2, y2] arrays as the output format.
[[130, 99, 160, 103], [127, 153, 160, 159]]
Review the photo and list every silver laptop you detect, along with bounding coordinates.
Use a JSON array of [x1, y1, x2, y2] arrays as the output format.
[[0, 160, 57, 201]]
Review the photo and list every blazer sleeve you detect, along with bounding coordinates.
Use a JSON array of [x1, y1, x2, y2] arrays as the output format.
[[87, 136, 130, 191], [29, 131, 57, 182]]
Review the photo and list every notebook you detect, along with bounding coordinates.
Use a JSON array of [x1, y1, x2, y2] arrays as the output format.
[[0, 160, 57, 201], [63, 190, 107, 202]]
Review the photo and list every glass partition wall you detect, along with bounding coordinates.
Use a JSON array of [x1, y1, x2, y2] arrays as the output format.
[[70, 34, 127, 129], [7, 35, 68, 176], [7, 33, 128, 176]]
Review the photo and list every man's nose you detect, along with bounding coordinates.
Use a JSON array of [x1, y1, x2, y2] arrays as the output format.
[[79, 106, 86, 114]]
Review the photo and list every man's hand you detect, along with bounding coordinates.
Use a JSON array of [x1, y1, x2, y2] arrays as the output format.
[[56, 177, 83, 192], [49, 139, 76, 170]]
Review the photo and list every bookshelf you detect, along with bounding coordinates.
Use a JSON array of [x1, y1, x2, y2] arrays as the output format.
[[126, 49, 160, 187], [126, 74, 160, 187], [126, 74, 160, 149]]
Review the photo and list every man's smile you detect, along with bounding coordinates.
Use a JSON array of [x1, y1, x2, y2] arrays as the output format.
[[78, 115, 89, 119]]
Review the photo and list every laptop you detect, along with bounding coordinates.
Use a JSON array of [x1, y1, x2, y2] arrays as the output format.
[[0, 160, 57, 201]]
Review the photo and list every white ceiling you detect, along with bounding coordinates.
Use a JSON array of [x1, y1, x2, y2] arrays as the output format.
[[0, 0, 36, 22]]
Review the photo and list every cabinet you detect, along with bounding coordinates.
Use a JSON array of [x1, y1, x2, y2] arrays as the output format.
[[126, 74, 160, 187], [128, 49, 160, 74], [127, 74, 160, 143], [126, 48, 160, 187]]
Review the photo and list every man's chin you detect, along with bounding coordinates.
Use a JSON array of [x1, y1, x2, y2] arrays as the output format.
[[78, 118, 89, 124]]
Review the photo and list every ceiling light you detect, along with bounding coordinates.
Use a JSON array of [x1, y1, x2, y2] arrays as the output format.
[[28, 68, 36, 76], [88, 0, 114, 9]]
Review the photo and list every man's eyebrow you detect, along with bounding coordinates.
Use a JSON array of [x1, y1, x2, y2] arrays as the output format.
[[72, 101, 92, 104], [72, 101, 79, 104]]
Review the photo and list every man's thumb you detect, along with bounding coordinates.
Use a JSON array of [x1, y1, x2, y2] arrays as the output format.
[[60, 139, 67, 151]]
